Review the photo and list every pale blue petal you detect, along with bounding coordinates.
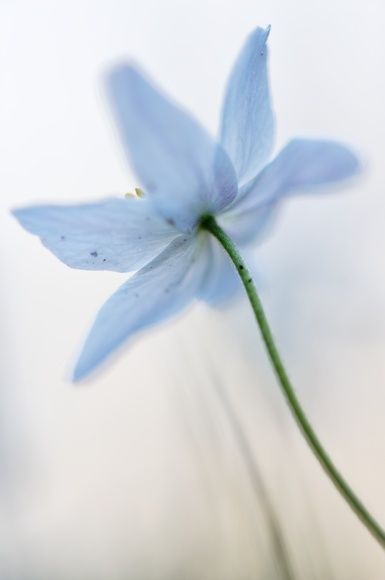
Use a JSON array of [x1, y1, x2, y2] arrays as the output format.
[[106, 65, 237, 232], [219, 26, 275, 186], [226, 138, 360, 243], [13, 198, 178, 273], [73, 235, 208, 381], [198, 235, 241, 305], [237, 138, 360, 210], [218, 202, 278, 246]]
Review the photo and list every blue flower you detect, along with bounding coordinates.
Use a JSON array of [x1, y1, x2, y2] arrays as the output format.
[[13, 27, 359, 381]]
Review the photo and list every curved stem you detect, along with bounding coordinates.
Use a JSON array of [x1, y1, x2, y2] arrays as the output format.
[[202, 215, 385, 551]]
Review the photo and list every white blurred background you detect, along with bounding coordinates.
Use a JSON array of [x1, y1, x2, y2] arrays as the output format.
[[1, 0, 385, 578]]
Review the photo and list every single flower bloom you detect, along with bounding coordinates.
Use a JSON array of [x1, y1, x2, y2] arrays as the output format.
[[13, 27, 359, 381]]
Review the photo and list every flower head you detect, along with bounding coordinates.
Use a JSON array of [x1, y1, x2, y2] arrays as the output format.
[[13, 27, 359, 380]]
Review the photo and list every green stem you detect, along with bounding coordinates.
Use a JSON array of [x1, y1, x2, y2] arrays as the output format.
[[202, 215, 385, 551]]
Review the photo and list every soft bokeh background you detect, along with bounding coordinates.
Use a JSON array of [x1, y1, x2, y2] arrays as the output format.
[[1, 0, 385, 578]]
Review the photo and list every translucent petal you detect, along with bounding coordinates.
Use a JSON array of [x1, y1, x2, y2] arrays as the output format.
[[106, 65, 237, 232], [227, 138, 360, 243], [198, 234, 241, 305], [13, 197, 177, 273], [237, 138, 360, 211], [219, 202, 278, 246], [219, 26, 275, 186], [73, 235, 208, 381]]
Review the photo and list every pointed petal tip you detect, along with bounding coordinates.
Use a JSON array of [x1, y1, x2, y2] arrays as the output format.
[[71, 359, 85, 383], [219, 25, 275, 184], [104, 61, 142, 92], [347, 149, 362, 175], [72, 342, 109, 383], [11, 206, 34, 230], [249, 25, 271, 45], [72, 358, 93, 383], [325, 140, 362, 178], [11, 208, 20, 224], [71, 367, 83, 383], [11, 206, 25, 221], [72, 344, 117, 383]]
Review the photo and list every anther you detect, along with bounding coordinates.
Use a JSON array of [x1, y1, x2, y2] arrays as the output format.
[[125, 187, 145, 199]]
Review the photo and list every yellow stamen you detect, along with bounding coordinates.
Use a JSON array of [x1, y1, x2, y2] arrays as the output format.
[[124, 187, 145, 199]]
